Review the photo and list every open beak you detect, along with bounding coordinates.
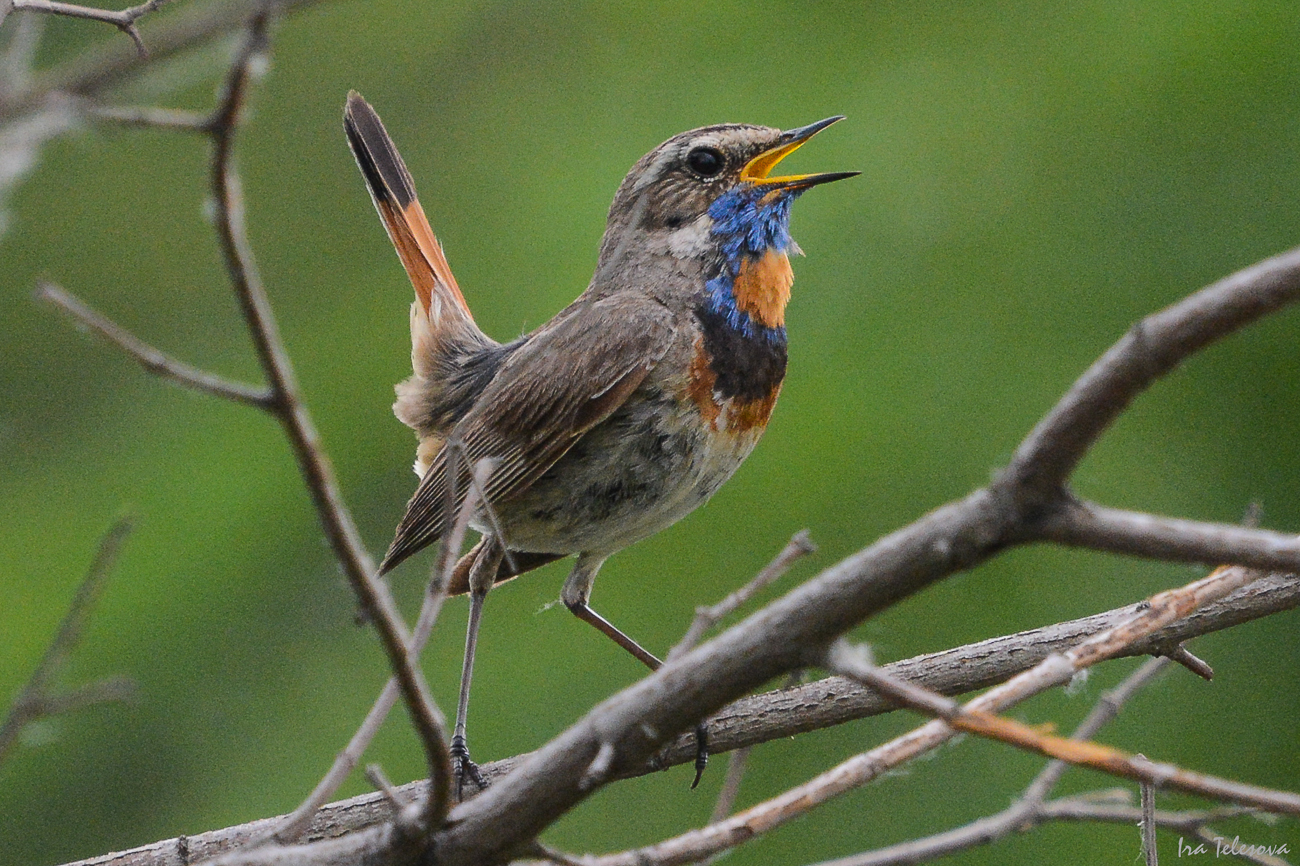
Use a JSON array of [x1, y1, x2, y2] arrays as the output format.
[[740, 116, 859, 190]]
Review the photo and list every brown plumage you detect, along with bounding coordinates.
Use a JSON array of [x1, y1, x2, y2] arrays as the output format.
[[343, 92, 855, 790]]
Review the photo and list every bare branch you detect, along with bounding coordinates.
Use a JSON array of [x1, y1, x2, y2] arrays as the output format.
[[36, 282, 273, 408], [1036, 499, 1300, 575], [64, 567, 1299, 866], [1000, 244, 1300, 503], [591, 565, 1292, 866], [196, 5, 453, 829], [265, 462, 488, 842], [10, 0, 174, 56], [0, 517, 134, 764], [668, 531, 816, 663], [708, 747, 750, 827]]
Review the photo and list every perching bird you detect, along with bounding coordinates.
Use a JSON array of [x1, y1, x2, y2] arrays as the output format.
[[344, 92, 854, 790]]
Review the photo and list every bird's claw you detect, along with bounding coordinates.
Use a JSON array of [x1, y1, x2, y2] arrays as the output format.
[[450, 734, 487, 798], [691, 721, 709, 789]]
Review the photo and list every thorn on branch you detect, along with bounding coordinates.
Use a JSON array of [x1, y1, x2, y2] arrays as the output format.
[[1162, 643, 1214, 681]]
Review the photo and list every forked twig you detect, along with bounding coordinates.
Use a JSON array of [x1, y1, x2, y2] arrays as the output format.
[[668, 531, 816, 663], [0, 517, 136, 764], [266, 460, 490, 842], [7, 0, 174, 56], [586, 565, 1296, 866]]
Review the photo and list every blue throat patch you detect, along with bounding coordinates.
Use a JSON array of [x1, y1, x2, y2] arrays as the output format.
[[703, 186, 801, 342]]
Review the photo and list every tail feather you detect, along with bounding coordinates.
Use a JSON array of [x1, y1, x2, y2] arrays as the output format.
[[343, 91, 481, 336]]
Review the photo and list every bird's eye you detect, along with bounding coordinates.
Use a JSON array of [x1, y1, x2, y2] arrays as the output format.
[[686, 147, 725, 178]]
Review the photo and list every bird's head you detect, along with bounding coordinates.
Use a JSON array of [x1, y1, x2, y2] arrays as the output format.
[[598, 117, 857, 270]]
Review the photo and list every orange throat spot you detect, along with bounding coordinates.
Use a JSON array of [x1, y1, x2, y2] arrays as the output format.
[[732, 250, 793, 330]]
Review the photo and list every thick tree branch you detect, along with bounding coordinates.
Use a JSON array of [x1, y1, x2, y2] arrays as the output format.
[[62, 568, 1298, 866], [999, 244, 1300, 503]]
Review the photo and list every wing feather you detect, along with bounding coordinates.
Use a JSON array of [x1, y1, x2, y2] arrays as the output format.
[[378, 298, 676, 574]]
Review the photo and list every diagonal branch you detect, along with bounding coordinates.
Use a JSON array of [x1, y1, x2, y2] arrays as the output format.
[[0, 516, 136, 764], [36, 281, 273, 408], [590, 564, 1293, 866], [668, 531, 816, 663], [62, 567, 1299, 866], [723, 657, 1173, 866], [200, 6, 452, 827], [827, 644, 1299, 818], [999, 244, 1300, 504]]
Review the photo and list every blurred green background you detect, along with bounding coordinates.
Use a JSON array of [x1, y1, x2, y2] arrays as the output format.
[[2, 1, 1298, 863]]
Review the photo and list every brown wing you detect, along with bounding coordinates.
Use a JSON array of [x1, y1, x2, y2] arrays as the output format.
[[378, 296, 676, 574]]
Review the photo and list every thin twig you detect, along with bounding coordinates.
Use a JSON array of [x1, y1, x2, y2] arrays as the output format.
[[588, 565, 1293, 866], [0, 517, 135, 764], [1139, 759, 1159, 866], [707, 668, 800, 836], [708, 748, 750, 827], [10, 0, 174, 56], [265, 462, 488, 842], [86, 102, 210, 130], [36, 282, 273, 408], [48, 569, 1300, 866], [668, 531, 816, 663]]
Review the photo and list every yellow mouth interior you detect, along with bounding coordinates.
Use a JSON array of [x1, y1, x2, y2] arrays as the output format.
[[740, 138, 814, 185]]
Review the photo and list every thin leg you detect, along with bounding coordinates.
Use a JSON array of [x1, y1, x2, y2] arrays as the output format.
[[451, 537, 503, 797], [561, 552, 710, 787]]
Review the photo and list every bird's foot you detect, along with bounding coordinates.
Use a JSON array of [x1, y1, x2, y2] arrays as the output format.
[[691, 721, 709, 789], [450, 734, 488, 799]]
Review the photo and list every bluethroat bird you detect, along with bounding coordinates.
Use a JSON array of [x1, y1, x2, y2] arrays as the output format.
[[343, 92, 855, 791]]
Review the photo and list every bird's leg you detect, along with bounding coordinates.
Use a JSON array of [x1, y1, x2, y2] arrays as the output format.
[[561, 553, 710, 787], [451, 536, 503, 798]]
